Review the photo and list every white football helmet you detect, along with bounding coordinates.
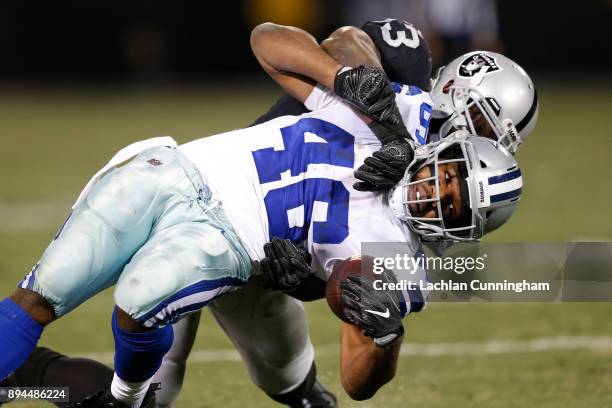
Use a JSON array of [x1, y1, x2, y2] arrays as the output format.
[[388, 131, 523, 242], [430, 51, 539, 154]]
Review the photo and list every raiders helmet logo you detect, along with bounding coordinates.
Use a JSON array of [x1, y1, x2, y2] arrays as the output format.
[[458, 53, 501, 78]]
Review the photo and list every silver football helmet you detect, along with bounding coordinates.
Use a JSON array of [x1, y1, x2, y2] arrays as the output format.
[[388, 131, 523, 241], [430, 51, 538, 154]]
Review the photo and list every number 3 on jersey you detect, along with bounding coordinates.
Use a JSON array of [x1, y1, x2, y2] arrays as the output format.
[[252, 118, 354, 244], [380, 20, 420, 49]]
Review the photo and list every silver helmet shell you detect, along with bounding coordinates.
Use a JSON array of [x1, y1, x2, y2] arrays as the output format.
[[388, 131, 523, 242], [430, 51, 539, 154]]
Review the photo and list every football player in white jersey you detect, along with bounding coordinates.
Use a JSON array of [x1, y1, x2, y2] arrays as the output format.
[[0, 18, 435, 408], [0, 18, 438, 407]]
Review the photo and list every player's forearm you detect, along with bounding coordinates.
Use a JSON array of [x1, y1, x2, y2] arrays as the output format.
[[340, 323, 402, 400], [320, 26, 382, 69], [250, 22, 341, 91]]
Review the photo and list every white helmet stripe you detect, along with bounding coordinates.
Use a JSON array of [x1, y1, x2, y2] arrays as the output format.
[[488, 176, 523, 197]]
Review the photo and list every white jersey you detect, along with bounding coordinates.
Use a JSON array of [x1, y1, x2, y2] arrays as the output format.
[[180, 84, 433, 284]]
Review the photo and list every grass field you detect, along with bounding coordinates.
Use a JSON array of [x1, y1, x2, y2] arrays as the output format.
[[1, 82, 612, 407]]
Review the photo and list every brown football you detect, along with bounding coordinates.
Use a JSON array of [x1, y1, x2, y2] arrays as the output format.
[[325, 256, 375, 323]]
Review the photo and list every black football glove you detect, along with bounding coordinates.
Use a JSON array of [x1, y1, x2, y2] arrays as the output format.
[[353, 139, 414, 191], [261, 237, 312, 293], [340, 270, 404, 347], [334, 65, 410, 143]]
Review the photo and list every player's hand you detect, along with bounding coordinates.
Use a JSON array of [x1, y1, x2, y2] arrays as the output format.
[[334, 65, 410, 143], [353, 139, 414, 191], [261, 237, 312, 293], [340, 270, 404, 347]]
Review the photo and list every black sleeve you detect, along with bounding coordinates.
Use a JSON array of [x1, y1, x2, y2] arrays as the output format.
[[249, 94, 310, 127], [361, 19, 433, 91]]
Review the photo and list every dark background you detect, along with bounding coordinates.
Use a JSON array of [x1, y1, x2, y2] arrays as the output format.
[[0, 0, 610, 83]]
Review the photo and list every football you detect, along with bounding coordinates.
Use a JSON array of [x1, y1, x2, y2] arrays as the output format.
[[325, 256, 375, 323]]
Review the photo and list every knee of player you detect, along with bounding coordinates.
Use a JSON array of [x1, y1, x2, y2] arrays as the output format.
[[115, 256, 185, 318], [115, 274, 174, 316], [162, 351, 189, 366]]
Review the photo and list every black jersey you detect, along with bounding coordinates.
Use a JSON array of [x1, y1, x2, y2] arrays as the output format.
[[361, 19, 432, 91]]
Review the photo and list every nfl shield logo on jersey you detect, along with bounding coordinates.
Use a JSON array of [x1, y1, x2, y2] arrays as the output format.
[[457, 52, 501, 78]]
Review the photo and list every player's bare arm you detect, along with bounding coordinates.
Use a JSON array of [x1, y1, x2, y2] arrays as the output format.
[[335, 269, 405, 400], [250, 22, 341, 103], [320, 26, 382, 69], [260, 244, 406, 399], [249, 22, 385, 134], [250, 23, 407, 132], [248, 24, 385, 128], [340, 322, 402, 400]]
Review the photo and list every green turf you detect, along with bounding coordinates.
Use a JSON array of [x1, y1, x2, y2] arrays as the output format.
[[1, 83, 611, 407]]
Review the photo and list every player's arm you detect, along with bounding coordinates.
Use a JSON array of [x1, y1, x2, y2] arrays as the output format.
[[338, 271, 405, 400], [340, 322, 402, 400], [320, 26, 382, 69], [250, 22, 341, 103], [249, 25, 381, 126], [250, 23, 405, 132], [251, 19, 432, 127]]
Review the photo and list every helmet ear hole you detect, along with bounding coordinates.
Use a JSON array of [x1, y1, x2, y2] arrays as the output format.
[[480, 160, 487, 168], [443, 80, 454, 94], [486, 210, 493, 219]]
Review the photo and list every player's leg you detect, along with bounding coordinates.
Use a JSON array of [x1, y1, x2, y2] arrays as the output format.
[[0, 148, 171, 380], [0, 346, 114, 406], [0, 290, 49, 380], [210, 278, 336, 407], [108, 185, 251, 408], [152, 311, 201, 408]]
